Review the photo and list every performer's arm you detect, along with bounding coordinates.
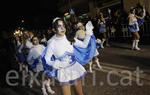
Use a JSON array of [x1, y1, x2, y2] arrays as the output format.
[[74, 35, 91, 48], [135, 15, 143, 19], [74, 21, 93, 48], [27, 50, 34, 65], [18, 44, 23, 53]]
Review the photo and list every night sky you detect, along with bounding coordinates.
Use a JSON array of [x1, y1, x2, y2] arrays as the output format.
[[0, 0, 61, 29]]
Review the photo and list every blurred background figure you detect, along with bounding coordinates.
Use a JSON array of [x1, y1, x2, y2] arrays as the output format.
[[97, 12, 107, 49], [75, 21, 102, 73], [128, 7, 141, 50], [27, 36, 55, 95]]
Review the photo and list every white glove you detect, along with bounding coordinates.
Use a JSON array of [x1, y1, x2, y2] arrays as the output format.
[[61, 56, 71, 66], [52, 60, 62, 69], [85, 21, 94, 36], [143, 8, 146, 17], [26, 40, 33, 49], [53, 56, 71, 69], [96, 39, 102, 44]]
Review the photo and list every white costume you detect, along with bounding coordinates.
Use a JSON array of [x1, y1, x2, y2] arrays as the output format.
[[27, 44, 55, 94], [128, 14, 139, 32], [44, 21, 93, 84], [27, 44, 45, 72]]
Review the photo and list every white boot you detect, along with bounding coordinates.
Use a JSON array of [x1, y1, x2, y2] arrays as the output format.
[[132, 40, 136, 50], [89, 61, 93, 73], [41, 88, 48, 95], [101, 43, 104, 49], [135, 40, 140, 50], [46, 86, 55, 94], [28, 79, 33, 88], [46, 79, 55, 94], [25, 65, 28, 73], [96, 39, 101, 44], [101, 39, 106, 49], [95, 57, 102, 69], [19, 63, 23, 72]]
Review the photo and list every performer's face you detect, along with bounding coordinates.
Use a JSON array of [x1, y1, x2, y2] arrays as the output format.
[[133, 9, 136, 14], [32, 37, 39, 45], [56, 20, 66, 36], [23, 31, 30, 39], [77, 22, 85, 30]]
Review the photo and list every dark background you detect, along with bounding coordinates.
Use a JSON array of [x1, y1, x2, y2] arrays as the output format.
[[0, 0, 60, 29], [0, 0, 60, 86]]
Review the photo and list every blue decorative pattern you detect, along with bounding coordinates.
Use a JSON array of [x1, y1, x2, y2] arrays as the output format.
[[41, 35, 97, 78], [41, 47, 57, 77], [29, 58, 39, 70]]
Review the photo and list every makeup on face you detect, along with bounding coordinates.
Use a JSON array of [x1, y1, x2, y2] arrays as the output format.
[[56, 20, 66, 35]]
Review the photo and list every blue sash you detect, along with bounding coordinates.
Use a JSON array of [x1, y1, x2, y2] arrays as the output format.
[[41, 35, 97, 77], [41, 48, 57, 77], [73, 35, 96, 65]]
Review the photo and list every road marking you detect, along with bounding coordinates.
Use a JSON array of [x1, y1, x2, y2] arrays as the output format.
[[100, 62, 150, 74], [92, 63, 150, 85]]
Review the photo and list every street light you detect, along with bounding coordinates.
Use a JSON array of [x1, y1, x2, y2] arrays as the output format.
[[21, 19, 24, 23]]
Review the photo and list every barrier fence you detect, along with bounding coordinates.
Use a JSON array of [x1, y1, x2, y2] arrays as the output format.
[[10, 21, 150, 40], [108, 21, 150, 38]]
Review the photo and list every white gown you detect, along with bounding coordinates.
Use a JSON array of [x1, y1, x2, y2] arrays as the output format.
[[27, 44, 45, 72], [44, 34, 91, 84]]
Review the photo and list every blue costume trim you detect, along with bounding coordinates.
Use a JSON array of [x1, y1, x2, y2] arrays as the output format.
[[128, 22, 139, 32], [41, 35, 97, 78], [17, 53, 26, 63], [29, 58, 39, 70], [59, 72, 87, 85], [41, 47, 57, 77], [73, 35, 96, 65], [41, 50, 77, 77], [55, 52, 76, 65], [137, 18, 144, 26], [99, 24, 106, 33]]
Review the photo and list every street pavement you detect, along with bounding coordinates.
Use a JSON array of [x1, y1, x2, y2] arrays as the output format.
[[0, 42, 150, 95]]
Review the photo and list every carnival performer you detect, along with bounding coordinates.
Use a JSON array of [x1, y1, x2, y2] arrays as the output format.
[[128, 7, 141, 50], [136, 5, 146, 27], [27, 36, 55, 95], [98, 12, 107, 49], [75, 22, 102, 73], [18, 31, 33, 73], [14, 34, 24, 72], [42, 17, 96, 95]]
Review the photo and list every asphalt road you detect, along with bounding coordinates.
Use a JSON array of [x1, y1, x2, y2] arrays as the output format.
[[0, 42, 150, 95]]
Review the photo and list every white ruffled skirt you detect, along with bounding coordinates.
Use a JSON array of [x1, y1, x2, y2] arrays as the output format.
[[57, 62, 86, 84]]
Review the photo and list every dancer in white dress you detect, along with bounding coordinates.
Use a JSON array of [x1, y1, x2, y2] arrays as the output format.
[[75, 22, 102, 73], [128, 7, 145, 50], [43, 17, 94, 95], [27, 36, 55, 95], [18, 31, 33, 73]]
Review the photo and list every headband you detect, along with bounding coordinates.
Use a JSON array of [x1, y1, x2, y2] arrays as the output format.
[[52, 17, 61, 23]]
